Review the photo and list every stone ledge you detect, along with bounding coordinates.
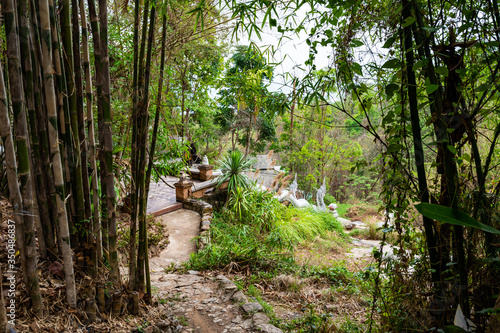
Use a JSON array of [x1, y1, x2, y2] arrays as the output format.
[[183, 198, 213, 251]]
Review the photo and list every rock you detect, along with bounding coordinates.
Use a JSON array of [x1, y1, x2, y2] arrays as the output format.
[[156, 321, 172, 331], [241, 302, 263, 313], [337, 217, 354, 230], [216, 275, 230, 282], [253, 312, 270, 326], [187, 270, 199, 275], [255, 324, 284, 333], [241, 319, 253, 329], [231, 290, 247, 303]]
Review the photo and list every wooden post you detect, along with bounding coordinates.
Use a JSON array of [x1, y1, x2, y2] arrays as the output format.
[[174, 173, 193, 202]]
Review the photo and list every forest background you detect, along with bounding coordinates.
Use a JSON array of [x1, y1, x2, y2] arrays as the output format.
[[0, 0, 499, 331]]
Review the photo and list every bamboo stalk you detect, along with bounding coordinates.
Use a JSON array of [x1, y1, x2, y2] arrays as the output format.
[[80, 0, 102, 268], [2, 0, 43, 316], [73, 0, 92, 233], [134, 0, 150, 293], [60, 0, 86, 245], [29, 0, 59, 258], [38, 0, 77, 308], [99, 0, 120, 288], [128, 0, 141, 291], [18, 0, 48, 260]]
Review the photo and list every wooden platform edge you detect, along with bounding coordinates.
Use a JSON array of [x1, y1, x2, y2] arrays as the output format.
[[150, 202, 184, 217]]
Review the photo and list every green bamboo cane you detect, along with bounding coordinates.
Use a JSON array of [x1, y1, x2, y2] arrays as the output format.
[[49, 0, 79, 248], [87, 0, 108, 254], [72, 0, 92, 231], [132, 0, 150, 292], [18, 0, 48, 259], [99, 0, 120, 288], [2, 0, 43, 315], [60, 0, 86, 244], [138, 3, 156, 301], [38, 0, 77, 308], [81, 0, 102, 268], [29, 0, 59, 258], [128, 0, 142, 291]]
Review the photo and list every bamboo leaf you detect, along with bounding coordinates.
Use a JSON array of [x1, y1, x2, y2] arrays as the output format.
[[382, 59, 401, 69], [383, 36, 397, 48], [435, 66, 449, 77], [415, 203, 500, 234], [475, 83, 491, 92], [425, 79, 439, 94], [385, 83, 399, 99], [402, 17, 416, 27]]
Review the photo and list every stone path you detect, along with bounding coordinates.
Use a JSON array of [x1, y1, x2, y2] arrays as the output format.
[[149, 209, 201, 271], [348, 238, 401, 262], [145, 206, 284, 332], [150, 272, 283, 333]]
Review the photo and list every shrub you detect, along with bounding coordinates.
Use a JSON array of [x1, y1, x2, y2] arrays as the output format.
[[216, 150, 255, 195]]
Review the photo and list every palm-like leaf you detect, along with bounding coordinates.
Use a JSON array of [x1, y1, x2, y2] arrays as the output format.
[[216, 150, 255, 195]]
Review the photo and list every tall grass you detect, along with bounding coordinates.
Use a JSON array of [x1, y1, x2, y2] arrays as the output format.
[[188, 187, 345, 271]]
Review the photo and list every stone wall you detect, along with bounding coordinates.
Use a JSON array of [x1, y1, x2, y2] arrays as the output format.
[[182, 198, 213, 251]]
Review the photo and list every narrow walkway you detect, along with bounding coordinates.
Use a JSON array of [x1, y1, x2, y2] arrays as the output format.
[[149, 209, 201, 273]]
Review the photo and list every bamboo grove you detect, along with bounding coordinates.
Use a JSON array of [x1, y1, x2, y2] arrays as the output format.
[[0, 0, 225, 321], [0, 0, 117, 317]]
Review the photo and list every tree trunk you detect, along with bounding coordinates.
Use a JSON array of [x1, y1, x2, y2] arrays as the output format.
[[87, 0, 107, 254], [38, 0, 77, 308], [29, 0, 59, 258], [411, 0, 469, 319], [60, 0, 86, 246], [19, 0, 48, 260], [128, 0, 142, 291], [81, 0, 102, 269], [2, 0, 43, 316], [401, 0, 441, 305], [99, 0, 120, 288], [137, 4, 156, 300], [145, 12, 168, 198], [132, 0, 150, 292], [49, 0, 79, 249], [73, 0, 92, 231]]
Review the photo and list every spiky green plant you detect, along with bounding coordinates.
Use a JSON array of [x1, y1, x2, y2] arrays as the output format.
[[216, 150, 255, 196]]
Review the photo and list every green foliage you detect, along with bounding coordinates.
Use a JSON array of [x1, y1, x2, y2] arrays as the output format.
[[188, 186, 345, 272], [216, 45, 284, 153], [279, 304, 333, 333], [152, 137, 190, 179], [216, 150, 255, 194], [416, 203, 500, 234]]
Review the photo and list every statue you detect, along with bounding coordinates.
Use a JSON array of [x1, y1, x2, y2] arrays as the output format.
[[289, 174, 298, 199], [202, 155, 209, 166], [316, 178, 327, 212]]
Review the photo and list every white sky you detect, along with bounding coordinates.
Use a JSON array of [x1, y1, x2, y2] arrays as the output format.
[[224, 5, 334, 94]]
